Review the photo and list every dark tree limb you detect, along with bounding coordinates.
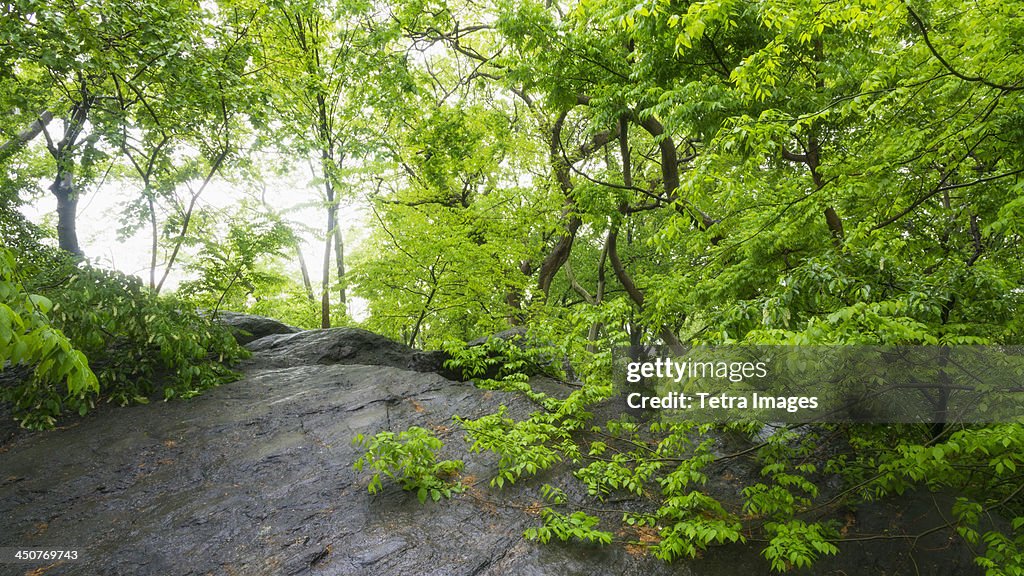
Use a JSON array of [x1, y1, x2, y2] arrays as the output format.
[[966, 214, 983, 267], [906, 6, 1023, 93], [781, 134, 843, 247], [608, 225, 684, 352], [537, 107, 620, 295], [627, 109, 716, 230]]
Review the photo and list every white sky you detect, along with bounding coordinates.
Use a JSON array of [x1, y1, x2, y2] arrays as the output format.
[[20, 167, 370, 319]]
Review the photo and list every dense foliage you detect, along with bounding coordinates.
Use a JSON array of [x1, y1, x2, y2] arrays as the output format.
[[346, 0, 1024, 572], [0, 247, 97, 429], [3, 0, 1024, 571], [1, 242, 247, 428]]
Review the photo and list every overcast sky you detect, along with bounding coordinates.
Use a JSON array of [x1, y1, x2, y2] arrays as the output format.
[[20, 166, 369, 317]]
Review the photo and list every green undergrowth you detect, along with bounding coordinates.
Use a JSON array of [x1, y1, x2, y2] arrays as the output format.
[[353, 328, 1024, 574], [353, 426, 465, 503], [1, 246, 247, 429]]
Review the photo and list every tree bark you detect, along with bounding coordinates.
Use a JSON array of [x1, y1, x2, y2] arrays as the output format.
[[44, 95, 91, 257], [585, 239, 608, 353], [333, 208, 347, 315], [52, 171, 82, 257], [316, 82, 335, 328], [295, 240, 315, 301], [321, 185, 335, 329], [537, 213, 582, 295], [147, 193, 159, 289], [0, 111, 54, 161]]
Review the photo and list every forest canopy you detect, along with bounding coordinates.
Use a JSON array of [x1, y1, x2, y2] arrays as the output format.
[[2, 0, 1024, 571]]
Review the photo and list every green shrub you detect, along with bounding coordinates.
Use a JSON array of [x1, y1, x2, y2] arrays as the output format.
[[45, 266, 248, 406], [0, 248, 98, 429], [2, 245, 247, 428], [353, 426, 465, 503]]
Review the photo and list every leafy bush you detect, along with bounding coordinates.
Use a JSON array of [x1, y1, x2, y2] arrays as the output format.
[[0, 248, 98, 429], [353, 426, 465, 503], [50, 266, 248, 402], [2, 245, 247, 428], [443, 336, 564, 409]]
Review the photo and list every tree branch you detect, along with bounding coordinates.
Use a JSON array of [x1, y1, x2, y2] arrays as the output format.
[[906, 6, 1023, 93], [871, 167, 1024, 231], [0, 111, 54, 160]]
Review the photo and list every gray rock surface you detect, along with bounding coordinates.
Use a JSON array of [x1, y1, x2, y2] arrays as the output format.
[[0, 328, 982, 575], [1, 330, 685, 575], [214, 311, 301, 345], [244, 327, 455, 378]]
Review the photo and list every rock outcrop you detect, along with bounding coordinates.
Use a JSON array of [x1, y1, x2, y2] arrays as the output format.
[[0, 317, 982, 575], [0, 320, 685, 575], [245, 326, 454, 377], [214, 311, 301, 345]]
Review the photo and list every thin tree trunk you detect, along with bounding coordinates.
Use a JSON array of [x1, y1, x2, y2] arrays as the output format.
[[316, 86, 336, 329], [608, 226, 684, 353], [321, 187, 335, 328], [333, 201, 347, 316], [586, 233, 609, 353], [148, 192, 158, 290], [295, 241, 315, 301], [52, 171, 82, 257], [407, 283, 437, 348], [157, 149, 226, 294]]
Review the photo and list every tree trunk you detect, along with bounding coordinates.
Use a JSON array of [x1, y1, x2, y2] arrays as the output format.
[[295, 241, 315, 301], [586, 232, 609, 353], [333, 209, 347, 316], [157, 149, 225, 294], [321, 193, 335, 328], [52, 170, 82, 257], [148, 192, 158, 290], [537, 213, 581, 295], [46, 97, 91, 258]]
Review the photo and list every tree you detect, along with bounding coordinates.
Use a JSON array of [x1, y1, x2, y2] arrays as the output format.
[[176, 203, 300, 318], [352, 99, 544, 346], [355, 0, 1024, 571], [1, 0, 241, 256], [108, 8, 256, 292], [252, 0, 411, 327]]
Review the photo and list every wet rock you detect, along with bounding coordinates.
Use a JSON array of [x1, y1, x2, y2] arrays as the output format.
[[213, 311, 300, 345], [0, 351, 685, 575], [0, 329, 983, 576], [244, 327, 455, 378]]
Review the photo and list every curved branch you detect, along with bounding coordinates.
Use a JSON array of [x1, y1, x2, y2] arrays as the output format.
[[608, 225, 684, 352], [871, 167, 1024, 231], [0, 111, 53, 161], [538, 106, 620, 295], [906, 6, 1023, 92]]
